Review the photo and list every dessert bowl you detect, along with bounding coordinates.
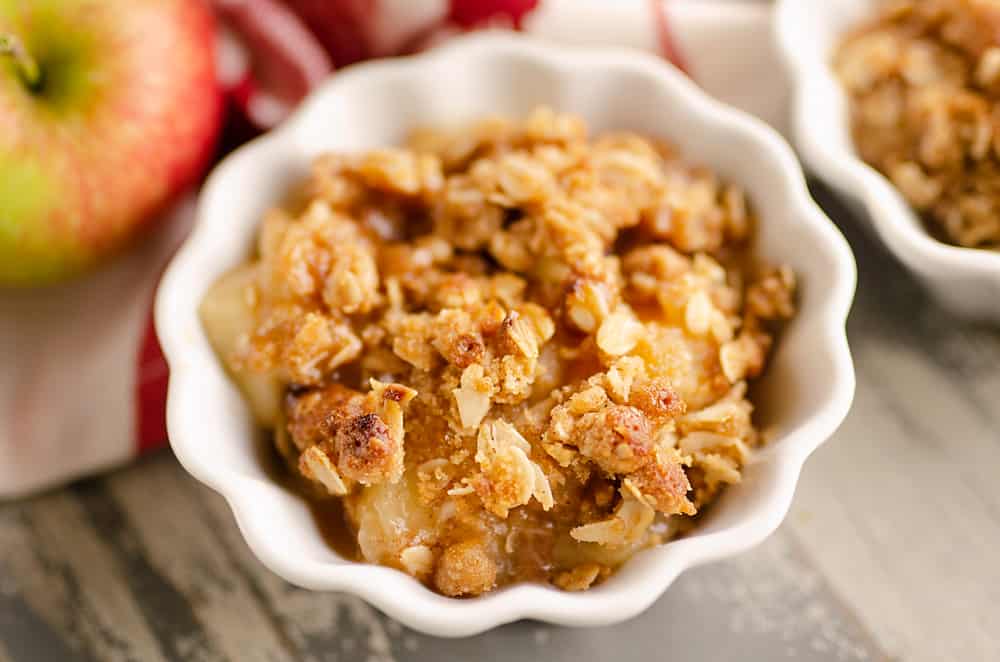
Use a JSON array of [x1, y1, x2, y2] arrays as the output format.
[[155, 33, 856, 636], [775, 0, 1000, 322]]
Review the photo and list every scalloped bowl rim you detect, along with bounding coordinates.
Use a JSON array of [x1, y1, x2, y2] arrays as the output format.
[[774, 0, 1000, 282], [155, 33, 856, 637]]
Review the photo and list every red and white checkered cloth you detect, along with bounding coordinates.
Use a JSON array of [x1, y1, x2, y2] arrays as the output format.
[[0, 0, 785, 498]]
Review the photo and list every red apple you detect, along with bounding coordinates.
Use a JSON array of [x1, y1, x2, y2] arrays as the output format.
[[0, 0, 222, 285]]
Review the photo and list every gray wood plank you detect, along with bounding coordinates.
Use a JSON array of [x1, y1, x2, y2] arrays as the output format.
[[0, 507, 86, 659], [1, 492, 167, 662], [0, 512, 92, 662], [73, 479, 223, 662], [785, 184, 1000, 662], [195, 480, 397, 662], [104, 457, 291, 662], [0, 588, 91, 662]]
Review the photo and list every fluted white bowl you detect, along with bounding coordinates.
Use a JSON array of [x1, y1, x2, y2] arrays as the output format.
[[775, 0, 1000, 321], [155, 33, 856, 637]]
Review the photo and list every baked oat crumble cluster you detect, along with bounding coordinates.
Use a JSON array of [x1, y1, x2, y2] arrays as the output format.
[[835, 0, 1000, 249], [200, 107, 796, 596]]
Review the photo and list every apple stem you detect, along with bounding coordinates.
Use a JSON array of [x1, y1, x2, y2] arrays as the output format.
[[0, 33, 43, 92]]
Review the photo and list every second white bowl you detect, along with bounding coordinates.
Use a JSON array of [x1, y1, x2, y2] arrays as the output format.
[[776, 0, 1000, 322]]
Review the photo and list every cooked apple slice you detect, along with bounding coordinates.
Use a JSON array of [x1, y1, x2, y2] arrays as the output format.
[[199, 265, 282, 427]]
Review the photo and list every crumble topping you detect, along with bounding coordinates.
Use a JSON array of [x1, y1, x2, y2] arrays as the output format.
[[835, 0, 1000, 249], [201, 107, 795, 596]]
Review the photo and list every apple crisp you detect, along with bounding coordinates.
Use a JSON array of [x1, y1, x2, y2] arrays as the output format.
[[835, 0, 1000, 249], [200, 108, 795, 596]]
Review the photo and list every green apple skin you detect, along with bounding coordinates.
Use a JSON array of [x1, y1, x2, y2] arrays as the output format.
[[0, 0, 222, 285]]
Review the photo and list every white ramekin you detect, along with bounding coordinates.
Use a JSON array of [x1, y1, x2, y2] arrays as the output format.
[[155, 33, 856, 637], [775, 0, 1000, 322]]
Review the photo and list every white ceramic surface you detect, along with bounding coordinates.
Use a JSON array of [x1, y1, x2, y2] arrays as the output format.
[[155, 34, 856, 637], [775, 0, 1000, 321]]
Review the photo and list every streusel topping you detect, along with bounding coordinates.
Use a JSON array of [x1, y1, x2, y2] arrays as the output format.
[[201, 108, 795, 596], [835, 0, 1000, 249]]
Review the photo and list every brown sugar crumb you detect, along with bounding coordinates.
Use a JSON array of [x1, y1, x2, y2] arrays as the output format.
[[629, 449, 696, 515], [334, 413, 396, 484], [835, 0, 1000, 249], [575, 405, 655, 475], [554, 563, 608, 591], [630, 379, 687, 421], [434, 541, 498, 597], [202, 107, 796, 596], [286, 382, 412, 487], [285, 384, 364, 452]]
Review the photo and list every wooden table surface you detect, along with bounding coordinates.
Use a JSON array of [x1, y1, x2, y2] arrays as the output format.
[[1, 183, 997, 662]]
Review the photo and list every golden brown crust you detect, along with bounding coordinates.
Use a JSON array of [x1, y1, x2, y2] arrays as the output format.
[[434, 541, 498, 597], [630, 378, 687, 422], [575, 405, 654, 475], [211, 107, 796, 596], [630, 451, 696, 515], [286, 384, 407, 486], [553, 563, 607, 591], [285, 384, 364, 451], [334, 413, 395, 484]]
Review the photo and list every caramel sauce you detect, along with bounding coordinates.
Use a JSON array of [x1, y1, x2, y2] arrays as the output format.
[[306, 497, 360, 562], [564, 351, 604, 385], [256, 433, 360, 561]]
